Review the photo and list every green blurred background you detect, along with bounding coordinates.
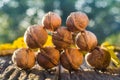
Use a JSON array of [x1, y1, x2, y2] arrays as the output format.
[[0, 0, 120, 45]]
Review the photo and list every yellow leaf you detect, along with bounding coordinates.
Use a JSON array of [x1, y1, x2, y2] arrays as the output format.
[[101, 42, 120, 67], [0, 43, 13, 50], [12, 37, 27, 48], [43, 35, 54, 47]]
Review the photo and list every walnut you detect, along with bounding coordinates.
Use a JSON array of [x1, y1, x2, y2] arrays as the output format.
[[52, 27, 73, 49], [66, 12, 89, 32], [42, 11, 62, 31], [85, 46, 111, 70], [75, 30, 97, 51], [12, 48, 35, 69], [24, 25, 48, 48], [37, 47, 60, 69], [60, 48, 83, 71]]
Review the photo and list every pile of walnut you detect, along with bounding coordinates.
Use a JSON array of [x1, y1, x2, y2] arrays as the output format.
[[12, 11, 111, 72]]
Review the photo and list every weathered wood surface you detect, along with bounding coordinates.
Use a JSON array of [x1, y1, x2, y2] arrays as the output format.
[[0, 55, 120, 80]]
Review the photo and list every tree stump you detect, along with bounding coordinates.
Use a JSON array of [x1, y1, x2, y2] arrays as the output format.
[[0, 55, 120, 80]]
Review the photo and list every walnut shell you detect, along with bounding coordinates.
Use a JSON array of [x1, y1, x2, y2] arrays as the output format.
[[42, 11, 62, 31], [66, 12, 89, 32], [24, 25, 48, 49], [12, 48, 35, 69], [52, 27, 73, 49], [85, 47, 111, 70], [75, 30, 97, 51], [37, 47, 60, 69], [60, 48, 83, 71]]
